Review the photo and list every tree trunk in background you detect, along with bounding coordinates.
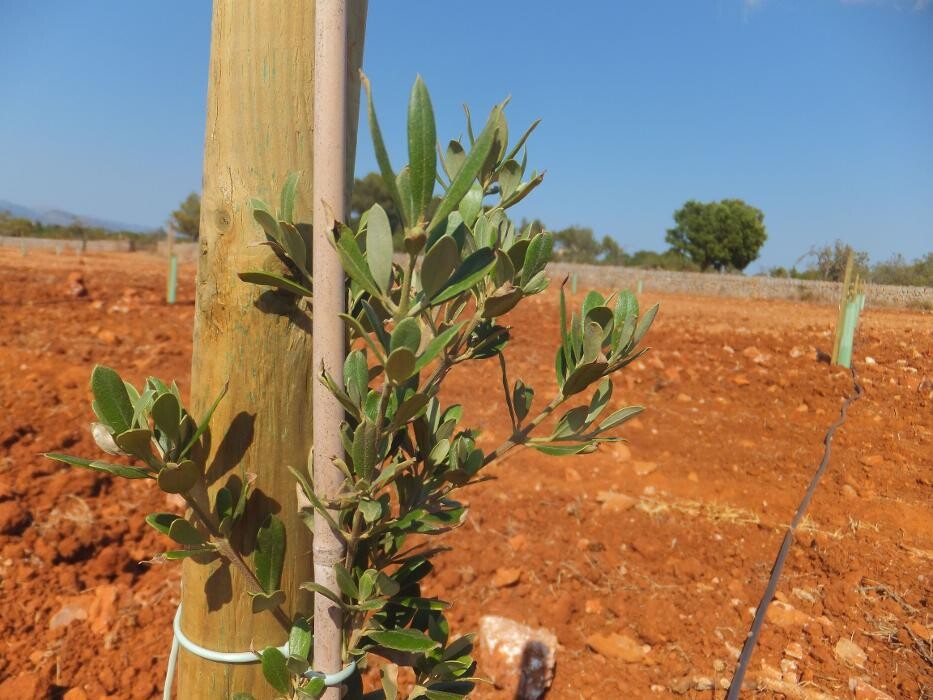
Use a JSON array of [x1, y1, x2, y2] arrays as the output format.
[[178, 2, 366, 697]]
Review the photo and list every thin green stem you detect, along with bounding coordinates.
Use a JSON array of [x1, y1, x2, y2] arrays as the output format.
[[497, 352, 517, 431], [420, 310, 485, 396], [482, 394, 562, 467], [395, 251, 417, 319], [374, 382, 391, 434]]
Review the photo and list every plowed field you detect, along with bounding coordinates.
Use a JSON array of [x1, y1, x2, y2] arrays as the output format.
[[0, 249, 929, 699]]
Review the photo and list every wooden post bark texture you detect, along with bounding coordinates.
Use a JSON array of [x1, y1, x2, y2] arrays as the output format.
[[178, 2, 366, 697]]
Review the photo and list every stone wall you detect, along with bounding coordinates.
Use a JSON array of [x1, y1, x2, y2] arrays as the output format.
[[547, 262, 932, 309], [2, 237, 927, 308], [156, 241, 199, 263], [390, 253, 930, 308], [0, 235, 134, 253]]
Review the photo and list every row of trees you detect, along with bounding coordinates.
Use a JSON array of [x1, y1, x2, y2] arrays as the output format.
[[347, 174, 773, 273], [769, 240, 933, 287], [165, 183, 770, 276], [0, 210, 154, 245], [86, 185, 933, 288]]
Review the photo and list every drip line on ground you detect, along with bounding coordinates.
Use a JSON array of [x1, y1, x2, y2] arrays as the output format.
[[726, 366, 863, 698]]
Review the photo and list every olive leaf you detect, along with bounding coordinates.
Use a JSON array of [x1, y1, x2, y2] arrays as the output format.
[[390, 317, 422, 354], [114, 428, 153, 461], [279, 171, 300, 223], [90, 365, 134, 434], [421, 235, 459, 298], [385, 348, 417, 384], [443, 140, 466, 181], [287, 616, 312, 674], [251, 590, 286, 614], [427, 104, 504, 235], [255, 515, 286, 594], [45, 453, 151, 480], [430, 248, 495, 305], [362, 73, 406, 227], [168, 518, 205, 546], [368, 629, 440, 653], [237, 271, 313, 298], [408, 76, 437, 223], [367, 203, 394, 293], [260, 647, 291, 694], [157, 460, 200, 494]]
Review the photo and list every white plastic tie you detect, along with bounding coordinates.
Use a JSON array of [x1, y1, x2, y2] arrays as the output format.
[[163, 602, 356, 699]]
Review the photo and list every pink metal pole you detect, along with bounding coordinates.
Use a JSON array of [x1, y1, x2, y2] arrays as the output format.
[[312, 0, 349, 696]]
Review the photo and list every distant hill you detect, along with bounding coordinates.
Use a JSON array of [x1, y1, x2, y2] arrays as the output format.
[[0, 199, 153, 234]]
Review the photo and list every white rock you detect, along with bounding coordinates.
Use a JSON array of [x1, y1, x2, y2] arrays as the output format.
[[478, 615, 557, 700], [49, 603, 88, 629], [834, 637, 867, 668]]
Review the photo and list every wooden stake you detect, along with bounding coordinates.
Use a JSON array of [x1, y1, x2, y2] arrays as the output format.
[[178, 3, 365, 697]]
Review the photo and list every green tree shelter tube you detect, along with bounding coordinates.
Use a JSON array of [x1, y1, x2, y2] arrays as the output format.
[[836, 297, 861, 368], [166, 254, 177, 305]]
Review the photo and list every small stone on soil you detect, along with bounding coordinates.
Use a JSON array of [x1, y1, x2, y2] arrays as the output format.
[[50, 602, 90, 629], [586, 632, 651, 663], [507, 533, 526, 551], [66, 272, 88, 298], [478, 615, 557, 700], [834, 637, 867, 668], [849, 677, 893, 700], [492, 567, 522, 588], [766, 600, 812, 628], [633, 461, 657, 476], [595, 490, 636, 512]]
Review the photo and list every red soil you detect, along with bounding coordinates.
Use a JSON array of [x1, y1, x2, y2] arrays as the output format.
[[0, 249, 929, 699]]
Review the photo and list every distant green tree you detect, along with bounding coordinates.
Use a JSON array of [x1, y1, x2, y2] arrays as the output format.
[[634, 249, 698, 271], [598, 235, 628, 266], [665, 199, 767, 272], [809, 240, 870, 281], [67, 220, 89, 252], [350, 172, 402, 234], [0, 211, 34, 237], [170, 193, 201, 240], [550, 226, 633, 266], [871, 252, 933, 287], [553, 226, 602, 263], [0, 210, 155, 248]]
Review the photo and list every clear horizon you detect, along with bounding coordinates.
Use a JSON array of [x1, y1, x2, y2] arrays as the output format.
[[0, 1, 930, 272]]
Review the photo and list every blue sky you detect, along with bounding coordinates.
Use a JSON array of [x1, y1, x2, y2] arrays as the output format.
[[1, 1, 930, 271]]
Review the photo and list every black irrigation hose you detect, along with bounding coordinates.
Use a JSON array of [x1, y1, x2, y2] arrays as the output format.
[[726, 366, 864, 699]]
